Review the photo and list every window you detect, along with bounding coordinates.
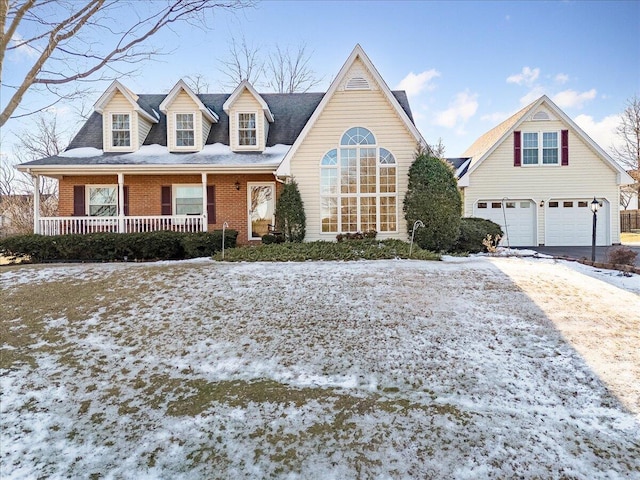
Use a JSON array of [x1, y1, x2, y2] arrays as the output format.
[[563, 201, 573, 208], [522, 131, 559, 165], [238, 113, 257, 146], [112, 114, 130, 147], [520, 202, 531, 208], [506, 202, 516, 208], [174, 186, 202, 215], [578, 201, 588, 207], [320, 127, 397, 233], [88, 186, 117, 216], [176, 113, 195, 147], [548, 201, 559, 208], [477, 202, 487, 209], [491, 202, 502, 208]]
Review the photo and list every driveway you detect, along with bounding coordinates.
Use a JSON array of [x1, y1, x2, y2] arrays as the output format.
[[524, 245, 640, 266]]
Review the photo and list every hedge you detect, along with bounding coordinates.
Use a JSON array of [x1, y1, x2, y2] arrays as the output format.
[[0, 230, 238, 263], [450, 217, 503, 253]]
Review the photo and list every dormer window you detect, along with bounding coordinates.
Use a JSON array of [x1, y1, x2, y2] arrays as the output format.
[[111, 114, 131, 148], [238, 113, 257, 146], [176, 113, 195, 147]]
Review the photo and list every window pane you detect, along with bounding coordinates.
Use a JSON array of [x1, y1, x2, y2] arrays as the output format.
[[379, 148, 396, 165], [112, 131, 130, 147], [340, 127, 375, 146], [176, 114, 195, 147], [239, 130, 257, 146], [340, 197, 357, 232], [523, 149, 538, 165], [176, 114, 194, 129], [543, 148, 558, 164], [321, 197, 338, 233], [340, 148, 357, 194], [543, 132, 557, 148], [359, 148, 376, 194], [380, 196, 396, 232], [239, 113, 256, 129], [360, 197, 376, 232], [239, 113, 257, 146], [523, 133, 538, 148], [321, 169, 337, 195], [176, 131, 194, 147], [112, 114, 130, 147], [321, 149, 337, 166], [379, 166, 396, 193], [112, 114, 129, 129], [175, 186, 202, 215], [89, 187, 117, 217]]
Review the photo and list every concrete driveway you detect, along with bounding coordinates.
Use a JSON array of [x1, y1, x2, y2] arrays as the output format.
[[522, 245, 640, 266]]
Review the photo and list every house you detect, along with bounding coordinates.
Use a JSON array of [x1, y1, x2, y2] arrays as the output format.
[[453, 96, 634, 246], [16, 45, 425, 243]]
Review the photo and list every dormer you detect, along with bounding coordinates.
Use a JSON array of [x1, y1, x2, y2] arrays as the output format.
[[94, 80, 159, 153], [159, 79, 218, 152], [223, 80, 274, 152]]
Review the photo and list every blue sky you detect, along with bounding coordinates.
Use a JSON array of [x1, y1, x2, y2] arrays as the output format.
[[2, 0, 639, 160]]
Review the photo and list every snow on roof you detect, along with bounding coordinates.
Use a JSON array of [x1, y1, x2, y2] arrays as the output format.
[[36, 144, 291, 167]]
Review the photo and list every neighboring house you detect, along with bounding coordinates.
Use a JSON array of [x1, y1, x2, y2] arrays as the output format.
[[16, 45, 424, 243], [453, 96, 634, 246]]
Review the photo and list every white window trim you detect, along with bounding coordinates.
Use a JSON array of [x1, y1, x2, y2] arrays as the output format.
[[172, 184, 203, 215], [173, 112, 197, 150], [236, 111, 259, 150], [110, 112, 132, 151], [247, 182, 276, 241], [521, 130, 561, 167], [319, 141, 398, 235], [87, 184, 118, 217]]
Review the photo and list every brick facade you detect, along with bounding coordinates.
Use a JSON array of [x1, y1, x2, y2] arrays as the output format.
[[59, 173, 281, 244]]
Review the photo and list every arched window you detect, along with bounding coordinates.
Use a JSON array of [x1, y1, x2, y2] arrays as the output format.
[[320, 127, 397, 234]]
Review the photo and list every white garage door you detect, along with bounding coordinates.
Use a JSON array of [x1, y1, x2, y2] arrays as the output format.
[[473, 200, 536, 247], [545, 199, 609, 246]]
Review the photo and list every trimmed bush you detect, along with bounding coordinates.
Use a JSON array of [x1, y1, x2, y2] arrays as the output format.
[[261, 233, 284, 245], [213, 239, 440, 262], [451, 217, 504, 253], [274, 180, 306, 242], [0, 229, 238, 263], [336, 230, 377, 242], [404, 150, 462, 252]]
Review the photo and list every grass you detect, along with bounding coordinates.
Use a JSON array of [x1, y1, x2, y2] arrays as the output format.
[[1, 259, 638, 478], [621, 232, 640, 244]]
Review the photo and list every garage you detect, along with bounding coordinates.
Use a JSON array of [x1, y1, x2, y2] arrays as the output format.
[[473, 200, 536, 246], [545, 199, 609, 246]]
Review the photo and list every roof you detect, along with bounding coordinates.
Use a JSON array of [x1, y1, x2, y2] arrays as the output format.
[[275, 44, 424, 177], [21, 88, 413, 169], [458, 95, 634, 186]]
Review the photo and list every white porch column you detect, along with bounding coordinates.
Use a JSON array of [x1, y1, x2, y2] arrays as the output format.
[[33, 174, 40, 234], [118, 173, 125, 233], [201, 172, 208, 232]]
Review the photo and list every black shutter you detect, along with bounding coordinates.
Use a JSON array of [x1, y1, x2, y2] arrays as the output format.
[[207, 185, 216, 224], [73, 185, 85, 216], [123, 186, 130, 216], [161, 186, 172, 215], [513, 131, 521, 167], [561, 129, 569, 166]]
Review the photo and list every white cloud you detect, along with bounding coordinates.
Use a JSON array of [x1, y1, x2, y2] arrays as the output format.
[[552, 89, 597, 109], [506, 67, 540, 86], [395, 69, 440, 97], [574, 113, 621, 152], [554, 73, 570, 84], [519, 86, 546, 106], [434, 91, 478, 129]]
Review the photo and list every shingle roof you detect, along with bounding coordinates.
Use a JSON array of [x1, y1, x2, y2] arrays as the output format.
[[64, 90, 413, 152], [461, 99, 537, 166]]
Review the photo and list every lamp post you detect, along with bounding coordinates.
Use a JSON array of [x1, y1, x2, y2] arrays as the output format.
[[590, 197, 599, 262]]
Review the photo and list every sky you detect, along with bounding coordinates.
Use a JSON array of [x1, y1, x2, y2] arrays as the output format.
[[2, 0, 639, 163]]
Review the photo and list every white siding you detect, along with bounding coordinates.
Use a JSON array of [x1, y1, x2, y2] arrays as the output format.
[[202, 117, 212, 147], [137, 115, 152, 148], [102, 91, 135, 152], [229, 90, 265, 152], [165, 90, 203, 152], [464, 119, 622, 244], [289, 60, 418, 242]]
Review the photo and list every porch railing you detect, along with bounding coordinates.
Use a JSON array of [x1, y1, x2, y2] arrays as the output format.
[[38, 215, 206, 235]]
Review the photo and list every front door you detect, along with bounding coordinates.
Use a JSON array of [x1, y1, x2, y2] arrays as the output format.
[[248, 182, 275, 240]]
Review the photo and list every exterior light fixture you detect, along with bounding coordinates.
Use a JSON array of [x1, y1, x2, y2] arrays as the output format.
[[235, 180, 241, 191], [591, 197, 599, 262], [539, 200, 545, 207]]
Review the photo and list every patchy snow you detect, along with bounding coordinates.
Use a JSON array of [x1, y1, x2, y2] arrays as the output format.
[[196, 142, 232, 155], [58, 147, 103, 158], [1, 257, 638, 478], [126, 143, 169, 156]]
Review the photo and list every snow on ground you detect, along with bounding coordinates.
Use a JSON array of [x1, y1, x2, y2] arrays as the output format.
[[1, 257, 639, 479]]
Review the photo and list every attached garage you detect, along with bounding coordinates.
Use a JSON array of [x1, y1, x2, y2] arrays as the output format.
[[473, 199, 536, 247], [545, 199, 609, 246]]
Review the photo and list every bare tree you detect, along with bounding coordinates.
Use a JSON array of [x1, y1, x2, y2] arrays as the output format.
[[612, 94, 640, 198], [218, 35, 264, 89], [219, 36, 321, 93], [430, 138, 446, 160], [0, 113, 65, 235], [1, 0, 253, 126], [184, 73, 211, 94], [265, 43, 322, 93]]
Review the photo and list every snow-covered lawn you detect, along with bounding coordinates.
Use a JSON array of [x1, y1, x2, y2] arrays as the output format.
[[1, 256, 639, 479]]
